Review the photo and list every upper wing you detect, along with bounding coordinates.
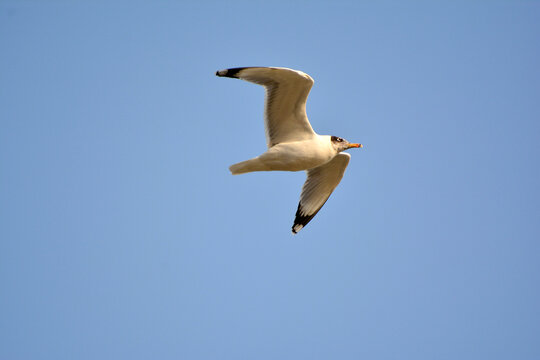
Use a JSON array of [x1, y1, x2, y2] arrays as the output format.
[[216, 67, 317, 148], [292, 153, 351, 234]]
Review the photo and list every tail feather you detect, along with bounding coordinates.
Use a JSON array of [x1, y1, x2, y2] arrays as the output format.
[[229, 158, 265, 175]]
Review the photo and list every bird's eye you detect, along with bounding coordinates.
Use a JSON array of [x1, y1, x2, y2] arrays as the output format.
[[337, 137, 343, 142]]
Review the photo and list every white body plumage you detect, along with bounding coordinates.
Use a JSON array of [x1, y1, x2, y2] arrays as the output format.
[[230, 135, 336, 174]]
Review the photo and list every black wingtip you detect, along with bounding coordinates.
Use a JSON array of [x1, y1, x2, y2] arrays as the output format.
[[291, 204, 317, 234], [215, 67, 247, 79]]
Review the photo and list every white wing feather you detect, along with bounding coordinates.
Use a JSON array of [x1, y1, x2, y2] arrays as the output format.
[[292, 153, 351, 233], [216, 67, 316, 148]]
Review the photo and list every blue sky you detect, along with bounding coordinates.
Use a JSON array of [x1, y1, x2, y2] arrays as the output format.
[[1, 1, 539, 359]]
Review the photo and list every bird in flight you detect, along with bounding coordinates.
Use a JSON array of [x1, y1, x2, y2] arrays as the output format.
[[216, 67, 362, 233]]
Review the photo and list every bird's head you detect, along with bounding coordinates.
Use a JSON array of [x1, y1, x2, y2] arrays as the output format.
[[331, 136, 363, 152]]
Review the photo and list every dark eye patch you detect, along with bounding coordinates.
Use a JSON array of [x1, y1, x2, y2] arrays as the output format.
[[331, 136, 344, 143]]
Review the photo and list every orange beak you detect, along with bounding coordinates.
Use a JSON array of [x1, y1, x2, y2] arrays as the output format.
[[348, 143, 363, 149]]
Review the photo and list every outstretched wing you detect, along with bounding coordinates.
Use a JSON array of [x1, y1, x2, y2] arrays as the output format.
[[292, 153, 351, 234], [216, 67, 317, 148]]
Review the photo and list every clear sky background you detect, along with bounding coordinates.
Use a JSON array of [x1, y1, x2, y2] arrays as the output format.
[[1, 1, 539, 359]]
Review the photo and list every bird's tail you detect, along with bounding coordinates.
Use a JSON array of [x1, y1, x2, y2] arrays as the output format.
[[229, 158, 265, 175]]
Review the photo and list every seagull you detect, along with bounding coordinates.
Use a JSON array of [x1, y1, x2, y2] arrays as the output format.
[[216, 67, 362, 233]]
